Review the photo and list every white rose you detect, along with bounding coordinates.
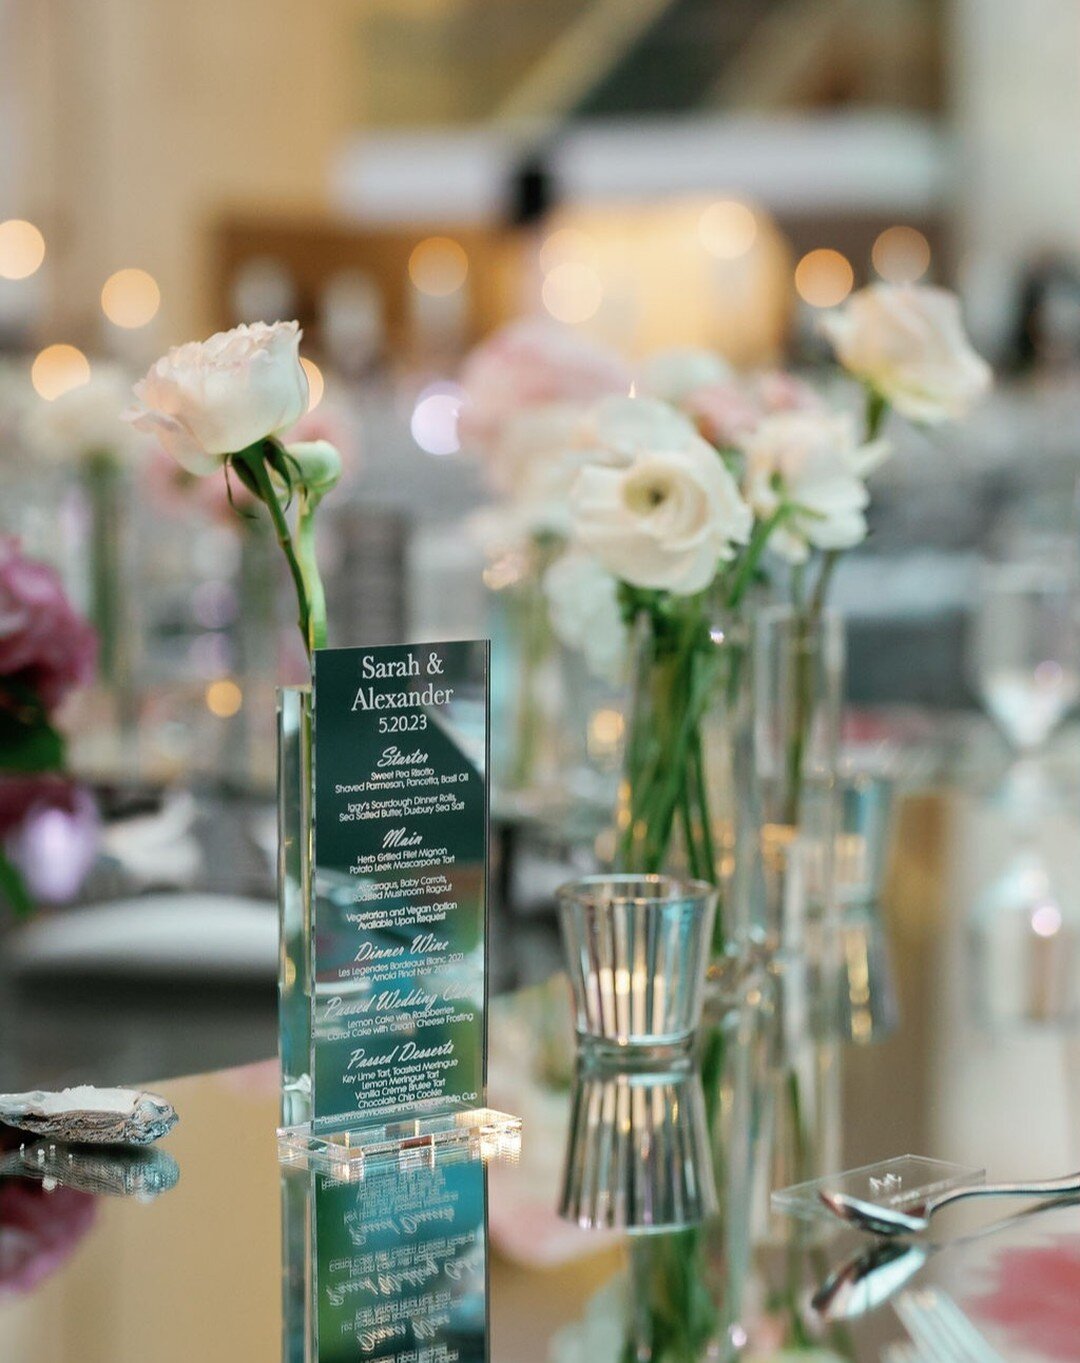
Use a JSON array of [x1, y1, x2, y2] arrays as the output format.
[[544, 551, 628, 683], [123, 321, 309, 474], [742, 410, 888, 563], [821, 284, 992, 423], [640, 347, 732, 403], [571, 401, 752, 594]]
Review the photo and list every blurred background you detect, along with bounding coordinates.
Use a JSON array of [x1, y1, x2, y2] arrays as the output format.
[[3, 0, 1080, 1087]]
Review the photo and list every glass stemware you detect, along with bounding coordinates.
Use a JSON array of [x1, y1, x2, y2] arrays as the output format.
[[970, 557, 1080, 754]]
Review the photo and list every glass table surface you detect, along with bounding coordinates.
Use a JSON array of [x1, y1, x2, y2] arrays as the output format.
[[2, 783, 1080, 1361]]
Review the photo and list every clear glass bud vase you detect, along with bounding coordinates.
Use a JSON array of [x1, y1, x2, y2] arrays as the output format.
[[751, 604, 844, 957], [616, 607, 757, 969], [278, 685, 313, 1130]]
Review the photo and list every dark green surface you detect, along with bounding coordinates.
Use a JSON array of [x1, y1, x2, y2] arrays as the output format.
[[311, 643, 489, 1131]]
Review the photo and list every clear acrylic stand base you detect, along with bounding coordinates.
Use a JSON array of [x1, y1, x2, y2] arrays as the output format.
[[278, 1107, 522, 1179]]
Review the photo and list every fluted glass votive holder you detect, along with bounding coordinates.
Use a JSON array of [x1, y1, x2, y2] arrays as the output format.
[[557, 874, 717, 1056], [559, 1059, 717, 1234]]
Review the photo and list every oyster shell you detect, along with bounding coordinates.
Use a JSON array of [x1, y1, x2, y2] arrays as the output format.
[[0, 1086, 178, 1146]]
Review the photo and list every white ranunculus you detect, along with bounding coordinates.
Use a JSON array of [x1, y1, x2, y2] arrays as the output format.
[[544, 551, 628, 683], [641, 347, 733, 403], [571, 404, 752, 594], [821, 284, 992, 423], [742, 410, 888, 563], [549, 1276, 628, 1363], [124, 321, 309, 474]]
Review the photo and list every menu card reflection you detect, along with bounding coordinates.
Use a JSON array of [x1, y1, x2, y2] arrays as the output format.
[[284, 1150, 494, 1363]]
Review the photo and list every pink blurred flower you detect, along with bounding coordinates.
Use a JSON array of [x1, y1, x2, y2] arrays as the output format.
[[681, 371, 825, 449], [0, 539, 97, 714], [753, 370, 827, 415], [458, 319, 631, 456], [0, 1173, 97, 1297], [0, 775, 100, 904], [141, 395, 359, 530], [682, 381, 761, 447]]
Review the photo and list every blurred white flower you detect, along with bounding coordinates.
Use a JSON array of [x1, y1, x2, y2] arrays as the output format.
[[486, 402, 589, 513], [821, 284, 991, 423], [24, 364, 143, 465], [742, 410, 888, 564], [544, 551, 628, 683], [641, 347, 732, 403], [549, 1274, 628, 1363], [124, 321, 308, 474], [571, 398, 751, 593]]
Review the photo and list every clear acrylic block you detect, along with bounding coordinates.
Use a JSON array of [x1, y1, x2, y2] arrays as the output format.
[[771, 1155, 985, 1223], [278, 1106, 522, 1178]]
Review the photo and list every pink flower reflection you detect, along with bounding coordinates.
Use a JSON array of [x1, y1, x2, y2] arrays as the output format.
[[967, 1240, 1080, 1361], [0, 1175, 97, 1297]]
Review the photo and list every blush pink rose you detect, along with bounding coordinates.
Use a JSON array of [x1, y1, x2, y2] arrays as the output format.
[[681, 380, 762, 447], [753, 370, 826, 415], [680, 371, 824, 449], [458, 319, 631, 455], [0, 539, 97, 714]]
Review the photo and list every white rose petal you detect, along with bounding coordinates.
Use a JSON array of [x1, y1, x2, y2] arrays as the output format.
[[742, 410, 888, 564], [123, 321, 309, 474], [822, 284, 992, 424], [544, 551, 628, 683]]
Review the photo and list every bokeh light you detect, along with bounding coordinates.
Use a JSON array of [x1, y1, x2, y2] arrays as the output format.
[[410, 383, 463, 456], [871, 226, 931, 284], [205, 679, 243, 718], [794, 249, 854, 308], [0, 220, 46, 280], [539, 227, 598, 274], [301, 357, 324, 412], [541, 262, 604, 325], [101, 267, 161, 328], [31, 344, 91, 401], [698, 200, 758, 260], [1031, 902, 1063, 938], [408, 237, 469, 296]]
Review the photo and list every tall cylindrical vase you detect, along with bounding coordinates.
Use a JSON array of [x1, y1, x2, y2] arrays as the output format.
[[751, 605, 844, 958], [621, 996, 764, 1363], [616, 609, 757, 970]]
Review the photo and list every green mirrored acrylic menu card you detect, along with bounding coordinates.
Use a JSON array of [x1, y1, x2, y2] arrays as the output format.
[[278, 640, 519, 1170]]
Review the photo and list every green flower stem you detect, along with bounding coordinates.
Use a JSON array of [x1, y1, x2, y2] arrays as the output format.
[[726, 504, 789, 610], [234, 443, 317, 659], [295, 488, 328, 652]]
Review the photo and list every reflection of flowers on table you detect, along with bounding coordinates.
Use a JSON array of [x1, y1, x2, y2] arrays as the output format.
[[967, 1240, 1080, 1362], [0, 1132, 97, 1297]]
